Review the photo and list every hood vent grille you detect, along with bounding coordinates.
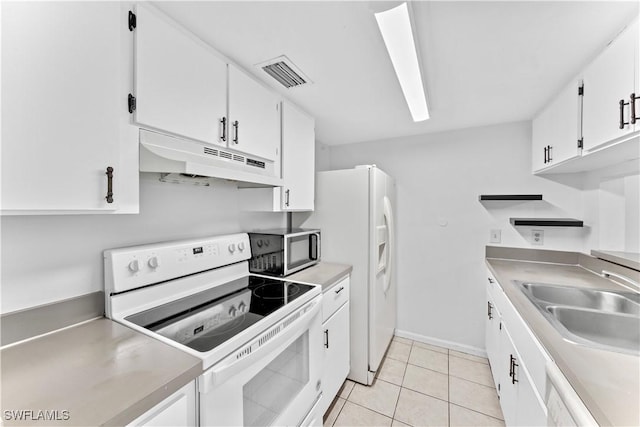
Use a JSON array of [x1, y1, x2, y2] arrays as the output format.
[[257, 55, 311, 89], [200, 146, 264, 169]]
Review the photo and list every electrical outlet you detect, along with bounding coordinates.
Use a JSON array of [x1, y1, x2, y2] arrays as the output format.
[[532, 229, 544, 245], [490, 229, 501, 243]]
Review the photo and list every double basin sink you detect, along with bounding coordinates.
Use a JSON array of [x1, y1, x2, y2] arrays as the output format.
[[516, 281, 640, 355]]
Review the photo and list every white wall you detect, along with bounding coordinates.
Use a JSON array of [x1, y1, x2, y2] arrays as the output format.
[[1, 174, 285, 313], [315, 140, 331, 172], [326, 121, 589, 351]]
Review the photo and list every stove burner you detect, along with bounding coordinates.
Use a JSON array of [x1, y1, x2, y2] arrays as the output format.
[[198, 314, 246, 338], [128, 275, 316, 353], [252, 283, 301, 300]]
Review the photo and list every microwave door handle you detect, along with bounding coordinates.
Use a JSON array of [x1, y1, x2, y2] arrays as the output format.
[[199, 299, 321, 394], [309, 233, 319, 261]]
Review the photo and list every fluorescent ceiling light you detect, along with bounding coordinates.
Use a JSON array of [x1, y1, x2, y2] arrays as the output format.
[[375, 3, 429, 122]]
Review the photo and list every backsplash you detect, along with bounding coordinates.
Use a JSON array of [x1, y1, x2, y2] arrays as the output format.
[[0, 174, 285, 314]]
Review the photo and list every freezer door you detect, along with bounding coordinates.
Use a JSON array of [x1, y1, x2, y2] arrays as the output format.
[[368, 167, 397, 376]]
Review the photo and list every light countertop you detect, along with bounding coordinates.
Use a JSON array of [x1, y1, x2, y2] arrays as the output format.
[[1, 318, 202, 426], [486, 256, 640, 426], [591, 249, 640, 271], [287, 262, 352, 292]]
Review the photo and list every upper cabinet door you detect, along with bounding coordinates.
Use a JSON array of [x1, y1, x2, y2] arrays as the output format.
[[531, 78, 582, 172], [1, 2, 124, 212], [228, 64, 280, 161], [134, 4, 227, 146], [582, 19, 638, 151], [281, 101, 315, 211]]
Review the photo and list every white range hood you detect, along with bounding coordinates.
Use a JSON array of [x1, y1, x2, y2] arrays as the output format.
[[139, 129, 282, 188]]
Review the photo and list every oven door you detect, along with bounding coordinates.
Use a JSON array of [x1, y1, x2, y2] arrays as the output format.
[[198, 297, 322, 427], [284, 232, 320, 275]]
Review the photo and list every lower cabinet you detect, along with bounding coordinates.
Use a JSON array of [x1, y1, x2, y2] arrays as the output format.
[[497, 324, 547, 427], [319, 277, 351, 416], [126, 380, 197, 427], [485, 271, 547, 427]]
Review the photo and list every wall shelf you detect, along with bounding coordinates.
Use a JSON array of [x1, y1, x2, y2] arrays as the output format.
[[510, 218, 584, 227], [479, 194, 543, 201]]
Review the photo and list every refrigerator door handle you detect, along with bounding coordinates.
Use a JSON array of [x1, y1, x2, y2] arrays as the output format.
[[382, 196, 394, 294]]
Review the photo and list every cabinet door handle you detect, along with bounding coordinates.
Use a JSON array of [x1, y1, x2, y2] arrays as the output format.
[[324, 329, 329, 348], [220, 117, 227, 142], [335, 286, 345, 294], [543, 146, 548, 164], [487, 301, 493, 319], [619, 99, 630, 129], [487, 277, 494, 284], [510, 355, 519, 384], [509, 354, 514, 377], [631, 93, 639, 125], [105, 166, 114, 204], [547, 145, 553, 162], [233, 120, 239, 144], [285, 189, 290, 207]]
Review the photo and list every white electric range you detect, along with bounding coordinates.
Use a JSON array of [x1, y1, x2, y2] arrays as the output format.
[[104, 233, 323, 426]]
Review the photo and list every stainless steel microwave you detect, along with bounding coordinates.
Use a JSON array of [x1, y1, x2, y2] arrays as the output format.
[[248, 229, 320, 276]]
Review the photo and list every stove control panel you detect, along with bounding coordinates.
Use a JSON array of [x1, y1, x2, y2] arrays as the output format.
[[105, 233, 251, 294]]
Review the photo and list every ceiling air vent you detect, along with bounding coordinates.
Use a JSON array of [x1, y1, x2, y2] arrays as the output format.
[[257, 55, 312, 89]]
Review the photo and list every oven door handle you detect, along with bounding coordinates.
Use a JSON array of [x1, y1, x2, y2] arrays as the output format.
[[199, 297, 321, 394]]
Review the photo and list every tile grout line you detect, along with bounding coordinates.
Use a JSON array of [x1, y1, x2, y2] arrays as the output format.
[[449, 402, 505, 423], [344, 397, 395, 423]]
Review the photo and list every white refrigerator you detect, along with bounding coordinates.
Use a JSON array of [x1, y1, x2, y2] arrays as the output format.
[[300, 165, 396, 385]]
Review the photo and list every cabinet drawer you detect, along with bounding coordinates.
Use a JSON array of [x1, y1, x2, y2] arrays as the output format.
[[322, 276, 350, 321]]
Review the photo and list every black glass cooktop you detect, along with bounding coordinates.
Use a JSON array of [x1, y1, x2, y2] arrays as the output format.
[[126, 275, 315, 353]]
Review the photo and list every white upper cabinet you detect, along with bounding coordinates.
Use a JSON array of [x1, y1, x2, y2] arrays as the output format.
[[239, 101, 315, 211], [582, 19, 639, 151], [532, 78, 583, 172], [1, 2, 137, 214], [134, 4, 227, 146], [281, 101, 316, 211], [228, 65, 281, 161]]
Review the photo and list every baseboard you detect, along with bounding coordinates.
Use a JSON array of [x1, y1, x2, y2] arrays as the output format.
[[394, 328, 487, 358]]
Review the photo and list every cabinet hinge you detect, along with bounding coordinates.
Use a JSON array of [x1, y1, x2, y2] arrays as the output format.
[[577, 138, 583, 149], [578, 84, 584, 96], [128, 94, 136, 114], [128, 11, 137, 31]]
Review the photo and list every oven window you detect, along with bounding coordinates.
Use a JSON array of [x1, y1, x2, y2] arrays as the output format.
[[243, 332, 310, 426], [287, 235, 312, 269]]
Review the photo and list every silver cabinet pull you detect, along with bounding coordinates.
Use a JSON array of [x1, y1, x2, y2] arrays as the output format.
[[285, 189, 290, 207], [220, 117, 227, 142], [232, 120, 239, 144]]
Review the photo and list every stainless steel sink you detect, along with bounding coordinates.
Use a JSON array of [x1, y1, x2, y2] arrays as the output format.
[[547, 306, 640, 353], [515, 281, 640, 355], [520, 282, 640, 315]]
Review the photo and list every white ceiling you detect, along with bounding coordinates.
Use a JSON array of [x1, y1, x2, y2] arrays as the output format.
[[155, 1, 639, 146]]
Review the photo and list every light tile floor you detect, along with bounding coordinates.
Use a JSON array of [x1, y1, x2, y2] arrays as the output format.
[[323, 336, 505, 427]]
